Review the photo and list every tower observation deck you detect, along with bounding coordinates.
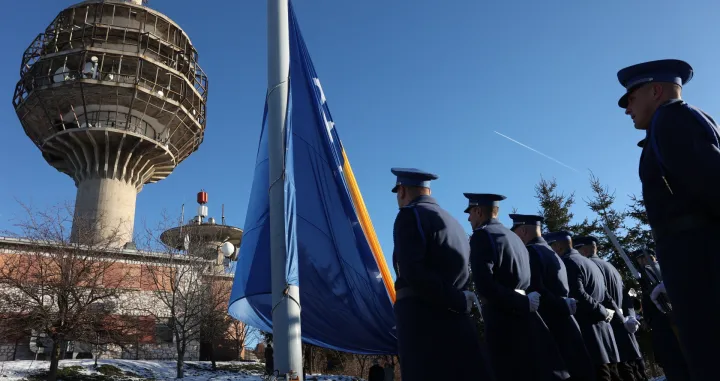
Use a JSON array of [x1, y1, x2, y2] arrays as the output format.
[[12, 0, 209, 247]]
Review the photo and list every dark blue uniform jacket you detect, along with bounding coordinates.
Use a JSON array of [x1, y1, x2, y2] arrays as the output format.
[[639, 99, 720, 381], [527, 237, 594, 380], [588, 255, 641, 361], [392, 195, 494, 381], [471, 219, 569, 381], [561, 249, 619, 365]]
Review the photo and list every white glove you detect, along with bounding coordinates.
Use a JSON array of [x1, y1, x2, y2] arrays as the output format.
[[563, 297, 577, 315], [463, 291, 479, 313], [650, 282, 669, 314], [623, 316, 640, 333], [528, 291, 541, 312], [605, 309, 615, 322]]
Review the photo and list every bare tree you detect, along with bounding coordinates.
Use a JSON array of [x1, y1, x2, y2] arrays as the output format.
[[227, 318, 259, 361], [137, 213, 233, 379], [0, 202, 136, 381], [199, 274, 234, 370], [352, 353, 370, 379]]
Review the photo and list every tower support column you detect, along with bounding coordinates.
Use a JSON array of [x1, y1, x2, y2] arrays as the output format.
[[71, 177, 138, 247]]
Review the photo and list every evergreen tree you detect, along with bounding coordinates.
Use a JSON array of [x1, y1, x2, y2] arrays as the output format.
[[584, 173, 637, 286], [534, 176, 575, 233]]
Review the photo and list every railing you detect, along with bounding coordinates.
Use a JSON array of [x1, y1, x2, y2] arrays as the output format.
[[15, 49, 207, 125], [19, 3, 208, 99]]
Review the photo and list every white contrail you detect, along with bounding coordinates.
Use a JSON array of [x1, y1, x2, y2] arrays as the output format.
[[493, 131, 580, 172]]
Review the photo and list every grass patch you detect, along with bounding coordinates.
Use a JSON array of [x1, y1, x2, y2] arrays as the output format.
[[96, 365, 124, 376], [24, 364, 144, 381], [216, 362, 266, 373], [184, 362, 208, 370]]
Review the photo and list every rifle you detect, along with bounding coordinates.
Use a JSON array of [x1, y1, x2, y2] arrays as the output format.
[[601, 224, 641, 279], [602, 224, 673, 313]]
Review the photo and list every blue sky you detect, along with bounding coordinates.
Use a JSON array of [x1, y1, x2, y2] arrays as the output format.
[[2, 0, 719, 277]]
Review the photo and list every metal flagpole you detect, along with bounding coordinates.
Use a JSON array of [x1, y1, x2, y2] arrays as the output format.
[[267, 0, 303, 379]]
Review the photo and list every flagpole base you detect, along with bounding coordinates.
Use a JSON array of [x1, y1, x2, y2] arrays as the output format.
[[272, 285, 303, 380]]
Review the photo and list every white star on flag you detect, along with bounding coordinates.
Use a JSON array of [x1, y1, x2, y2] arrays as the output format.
[[321, 110, 335, 142], [313, 77, 326, 104]]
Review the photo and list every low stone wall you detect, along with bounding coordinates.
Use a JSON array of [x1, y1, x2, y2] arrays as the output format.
[[0, 339, 199, 362], [0, 342, 33, 361], [118, 342, 199, 361]]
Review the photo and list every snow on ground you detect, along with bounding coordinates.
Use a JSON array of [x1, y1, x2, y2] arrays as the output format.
[[0, 360, 365, 381], [0, 359, 670, 381]]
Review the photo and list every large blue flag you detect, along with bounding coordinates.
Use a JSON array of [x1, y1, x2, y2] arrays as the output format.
[[228, 1, 397, 354]]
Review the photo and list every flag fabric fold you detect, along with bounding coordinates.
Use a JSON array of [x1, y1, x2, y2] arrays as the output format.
[[228, 1, 397, 354]]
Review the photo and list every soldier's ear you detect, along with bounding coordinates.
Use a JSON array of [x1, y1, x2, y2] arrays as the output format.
[[651, 83, 662, 98]]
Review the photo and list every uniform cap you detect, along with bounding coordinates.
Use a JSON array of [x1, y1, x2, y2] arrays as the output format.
[[630, 247, 655, 259], [390, 167, 438, 193], [508, 214, 544, 231], [543, 231, 572, 244], [617, 59, 693, 108], [463, 193, 506, 213], [573, 236, 599, 248]]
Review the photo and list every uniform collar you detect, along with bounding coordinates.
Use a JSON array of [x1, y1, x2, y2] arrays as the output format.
[[662, 98, 683, 107], [527, 236, 547, 246], [648, 99, 685, 137], [405, 195, 437, 207], [562, 248, 581, 258], [473, 218, 500, 231]]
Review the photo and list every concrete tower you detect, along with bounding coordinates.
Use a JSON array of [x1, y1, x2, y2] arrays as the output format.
[[12, 0, 208, 248]]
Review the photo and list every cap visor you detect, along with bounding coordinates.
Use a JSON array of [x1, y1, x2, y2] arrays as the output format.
[[618, 92, 629, 108]]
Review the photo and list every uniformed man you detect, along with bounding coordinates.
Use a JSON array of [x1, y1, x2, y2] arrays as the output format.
[[630, 248, 690, 381], [465, 194, 569, 381], [618, 59, 720, 380], [510, 214, 595, 381], [390, 168, 494, 381], [544, 231, 620, 381], [575, 236, 645, 381]]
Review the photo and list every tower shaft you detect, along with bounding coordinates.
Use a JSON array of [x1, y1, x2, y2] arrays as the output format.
[[72, 178, 137, 245]]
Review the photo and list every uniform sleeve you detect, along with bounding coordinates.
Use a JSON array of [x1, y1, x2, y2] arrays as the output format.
[[528, 247, 570, 317], [604, 290, 624, 322], [565, 261, 608, 322], [654, 106, 720, 215], [469, 230, 528, 314], [393, 208, 466, 312], [640, 292, 659, 324], [622, 290, 636, 318]]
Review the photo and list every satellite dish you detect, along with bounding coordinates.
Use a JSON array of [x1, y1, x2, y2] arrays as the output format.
[[53, 66, 69, 83], [183, 234, 190, 251], [220, 242, 235, 258]]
